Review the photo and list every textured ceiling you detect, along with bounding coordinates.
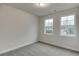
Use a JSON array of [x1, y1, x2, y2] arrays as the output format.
[[3, 3, 79, 16]]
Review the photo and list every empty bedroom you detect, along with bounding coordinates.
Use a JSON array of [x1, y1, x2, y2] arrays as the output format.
[[0, 3, 79, 56]]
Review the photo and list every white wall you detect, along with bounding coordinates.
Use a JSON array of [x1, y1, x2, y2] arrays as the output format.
[[39, 7, 79, 51], [0, 5, 39, 54]]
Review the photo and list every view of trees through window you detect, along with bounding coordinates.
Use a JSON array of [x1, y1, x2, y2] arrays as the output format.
[[44, 19, 53, 34], [60, 15, 76, 36], [44, 15, 76, 36]]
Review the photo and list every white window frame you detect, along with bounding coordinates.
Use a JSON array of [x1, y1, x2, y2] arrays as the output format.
[[44, 18, 53, 35], [60, 14, 76, 37]]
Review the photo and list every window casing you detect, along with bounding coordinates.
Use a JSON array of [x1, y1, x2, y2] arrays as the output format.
[[44, 19, 53, 34], [60, 15, 76, 36]]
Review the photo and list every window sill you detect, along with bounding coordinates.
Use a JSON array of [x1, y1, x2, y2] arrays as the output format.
[[60, 34, 76, 37], [44, 33, 53, 35]]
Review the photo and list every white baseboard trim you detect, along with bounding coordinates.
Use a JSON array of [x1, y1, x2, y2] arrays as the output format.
[[39, 41, 79, 53], [0, 41, 37, 55]]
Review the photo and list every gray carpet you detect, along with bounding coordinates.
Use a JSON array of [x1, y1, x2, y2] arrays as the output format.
[[1, 42, 79, 56]]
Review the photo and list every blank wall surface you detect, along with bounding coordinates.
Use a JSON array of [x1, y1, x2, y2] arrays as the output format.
[[0, 5, 39, 54]]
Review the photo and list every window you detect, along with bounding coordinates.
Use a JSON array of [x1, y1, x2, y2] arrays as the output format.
[[60, 15, 76, 36], [44, 19, 53, 34]]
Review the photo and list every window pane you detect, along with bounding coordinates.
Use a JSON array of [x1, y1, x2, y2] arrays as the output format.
[[61, 17, 67, 25], [45, 20, 49, 26], [60, 15, 76, 36], [44, 19, 53, 34], [68, 15, 75, 25]]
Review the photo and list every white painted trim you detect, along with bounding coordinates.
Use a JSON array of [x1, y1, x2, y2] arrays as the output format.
[[0, 41, 37, 55], [39, 40, 79, 52], [59, 14, 77, 37]]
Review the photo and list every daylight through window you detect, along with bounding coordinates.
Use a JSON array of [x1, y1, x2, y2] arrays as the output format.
[[60, 15, 76, 36], [44, 19, 53, 34]]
